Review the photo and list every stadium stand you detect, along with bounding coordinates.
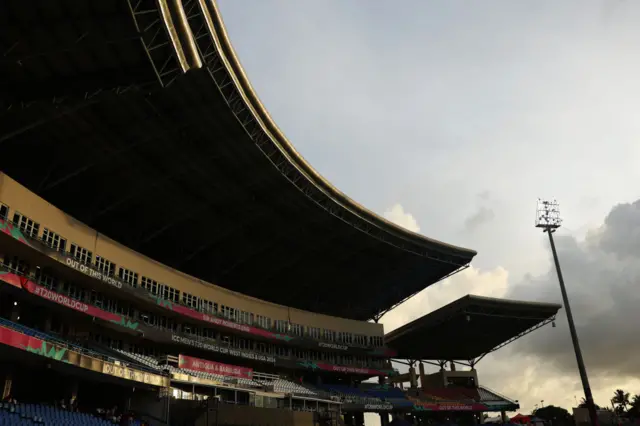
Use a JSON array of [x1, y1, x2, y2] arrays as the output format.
[[0, 402, 116, 426], [0, 0, 562, 424]]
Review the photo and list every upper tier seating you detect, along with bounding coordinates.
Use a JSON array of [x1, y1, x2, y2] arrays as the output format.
[[0, 402, 115, 426], [319, 384, 381, 404], [362, 385, 406, 399], [477, 386, 511, 402], [179, 367, 261, 389], [111, 349, 322, 398], [112, 350, 160, 371], [419, 388, 476, 402], [268, 379, 317, 397]]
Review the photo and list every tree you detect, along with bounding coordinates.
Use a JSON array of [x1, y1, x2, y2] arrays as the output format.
[[534, 405, 573, 426], [578, 397, 601, 410], [612, 389, 630, 413], [627, 394, 640, 417]]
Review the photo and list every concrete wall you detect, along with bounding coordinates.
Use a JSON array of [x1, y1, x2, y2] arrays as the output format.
[[195, 404, 315, 426]]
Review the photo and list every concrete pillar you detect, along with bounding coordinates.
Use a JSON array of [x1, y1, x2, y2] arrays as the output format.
[[10, 302, 20, 322], [409, 366, 417, 388], [71, 380, 79, 399], [2, 373, 12, 400], [419, 362, 426, 389]]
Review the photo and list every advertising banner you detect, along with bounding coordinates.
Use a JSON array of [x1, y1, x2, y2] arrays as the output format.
[[170, 334, 276, 363], [0, 324, 167, 387], [0, 270, 24, 289], [296, 361, 397, 376], [342, 402, 404, 412], [0, 325, 68, 361], [179, 354, 253, 379], [411, 401, 489, 411], [156, 299, 293, 343], [0, 271, 141, 332], [102, 363, 166, 387], [0, 218, 394, 359]]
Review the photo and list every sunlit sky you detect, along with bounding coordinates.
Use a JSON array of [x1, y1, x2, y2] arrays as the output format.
[[217, 1, 640, 424]]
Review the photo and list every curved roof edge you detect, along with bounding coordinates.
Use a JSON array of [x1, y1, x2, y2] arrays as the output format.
[[385, 294, 562, 341], [203, 0, 476, 259]]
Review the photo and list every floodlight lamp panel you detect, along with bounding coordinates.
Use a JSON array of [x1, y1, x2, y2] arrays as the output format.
[[535, 198, 562, 229]]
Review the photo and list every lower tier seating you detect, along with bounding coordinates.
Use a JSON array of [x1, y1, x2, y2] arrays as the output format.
[[0, 402, 115, 426]]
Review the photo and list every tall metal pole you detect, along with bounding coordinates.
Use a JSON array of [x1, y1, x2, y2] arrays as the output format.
[[536, 199, 598, 426], [546, 229, 598, 426]]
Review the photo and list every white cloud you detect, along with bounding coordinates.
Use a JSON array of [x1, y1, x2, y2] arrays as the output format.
[[215, 2, 640, 423], [383, 204, 420, 233], [382, 265, 510, 333]]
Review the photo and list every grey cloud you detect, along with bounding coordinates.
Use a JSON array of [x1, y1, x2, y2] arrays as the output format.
[[464, 206, 495, 233], [477, 191, 491, 201], [506, 199, 640, 379]]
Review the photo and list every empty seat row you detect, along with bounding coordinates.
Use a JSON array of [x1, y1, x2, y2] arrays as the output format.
[[1, 403, 114, 426]]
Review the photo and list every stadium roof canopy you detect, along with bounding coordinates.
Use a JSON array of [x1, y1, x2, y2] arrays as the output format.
[[0, 0, 476, 320], [385, 295, 561, 362]]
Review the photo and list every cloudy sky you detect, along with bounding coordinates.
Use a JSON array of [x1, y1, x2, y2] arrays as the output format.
[[216, 0, 640, 422]]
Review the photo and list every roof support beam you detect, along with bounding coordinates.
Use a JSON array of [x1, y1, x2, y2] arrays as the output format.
[[375, 264, 470, 322]]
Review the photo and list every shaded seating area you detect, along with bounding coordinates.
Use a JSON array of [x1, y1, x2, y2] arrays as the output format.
[[318, 384, 382, 404], [0, 402, 115, 426], [362, 384, 407, 399], [0, 319, 160, 375]]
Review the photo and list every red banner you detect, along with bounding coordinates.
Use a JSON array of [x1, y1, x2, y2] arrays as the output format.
[[316, 363, 391, 376], [0, 271, 140, 331], [0, 325, 38, 350], [178, 354, 253, 379], [409, 398, 488, 411], [25, 280, 124, 321], [0, 325, 68, 362], [0, 271, 24, 289], [164, 302, 293, 342]]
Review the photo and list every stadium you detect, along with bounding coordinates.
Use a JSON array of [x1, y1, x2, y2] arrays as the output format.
[[0, 1, 561, 425]]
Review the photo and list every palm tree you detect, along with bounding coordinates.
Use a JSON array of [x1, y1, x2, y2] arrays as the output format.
[[628, 394, 640, 416], [612, 389, 630, 413]]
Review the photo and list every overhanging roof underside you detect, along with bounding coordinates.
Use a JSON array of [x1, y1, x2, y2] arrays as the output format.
[[0, 0, 476, 320], [385, 295, 561, 361]]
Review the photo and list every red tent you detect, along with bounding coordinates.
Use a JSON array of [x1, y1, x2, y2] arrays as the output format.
[[510, 414, 531, 424]]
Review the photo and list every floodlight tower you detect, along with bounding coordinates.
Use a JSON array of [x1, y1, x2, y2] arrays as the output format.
[[535, 199, 599, 426]]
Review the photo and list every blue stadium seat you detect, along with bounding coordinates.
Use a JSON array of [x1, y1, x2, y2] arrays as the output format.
[[1, 402, 116, 425]]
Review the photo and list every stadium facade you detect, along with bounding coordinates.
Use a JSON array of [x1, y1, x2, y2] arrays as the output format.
[[0, 1, 560, 425]]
